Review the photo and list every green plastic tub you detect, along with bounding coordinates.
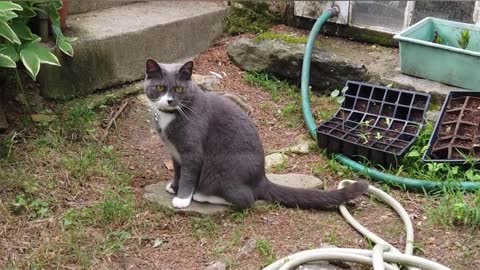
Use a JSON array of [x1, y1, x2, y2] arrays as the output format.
[[394, 17, 480, 91]]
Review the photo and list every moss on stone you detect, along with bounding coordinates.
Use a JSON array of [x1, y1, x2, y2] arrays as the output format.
[[225, 1, 279, 35], [255, 31, 321, 47]]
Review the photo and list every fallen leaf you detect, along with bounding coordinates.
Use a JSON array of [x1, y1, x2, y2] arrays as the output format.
[[164, 160, 174, 171], [31, 114, 57, 123], [153, 239, 163, 248]]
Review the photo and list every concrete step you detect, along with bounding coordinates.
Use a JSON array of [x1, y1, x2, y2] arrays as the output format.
[[39, 1, 226, 99], [67, 0, 142, 15]]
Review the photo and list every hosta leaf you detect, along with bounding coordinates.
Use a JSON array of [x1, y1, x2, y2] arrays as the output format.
[[0, 1, 23, 12], [17, 5, 36, 18], [0, 20, 20, 44], [0, 53, 16, 68], [0, 10, 18, 21], [0, 43, 19, 62], [26, 43, 60, 66], [57, 38, 73, 57], [20, 48, 40, 80], [11, 19, 33, 40]]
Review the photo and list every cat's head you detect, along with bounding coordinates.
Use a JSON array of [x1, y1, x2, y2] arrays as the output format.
[[144, 59, 195, 112]]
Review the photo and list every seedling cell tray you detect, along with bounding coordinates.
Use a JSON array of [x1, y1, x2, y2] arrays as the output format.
[[423, 91, 480, 164], [317, 81, 431, 168]]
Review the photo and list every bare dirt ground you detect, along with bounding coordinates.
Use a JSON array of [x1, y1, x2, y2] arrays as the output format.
[[1, 28, 479, 270], [108, 33, 480, 269]]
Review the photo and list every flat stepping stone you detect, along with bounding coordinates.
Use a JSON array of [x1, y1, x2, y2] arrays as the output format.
[[143, 174, 323, 215]]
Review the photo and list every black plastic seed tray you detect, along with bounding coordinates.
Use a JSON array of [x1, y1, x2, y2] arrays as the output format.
[[317, 81, 431, 168], [423, 91, 480, 164]]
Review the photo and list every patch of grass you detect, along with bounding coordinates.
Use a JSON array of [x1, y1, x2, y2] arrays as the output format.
[[0, 131, 18, 160], [256, 239, 276, 266], [255, 31, 321, 46], [226, 2, 278, 35], [324, 227, 339, 246], [244, 71, 303, 127], [230, 209, 250, 223], [426, 188, 480, 228], [191, 216, 219, 239], [61, 103, 97, 142], [102, 230, 132, 254]]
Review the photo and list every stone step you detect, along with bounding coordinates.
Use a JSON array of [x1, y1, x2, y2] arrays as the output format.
[[39, 1, 226, 100], [67, 0, 141, 15]]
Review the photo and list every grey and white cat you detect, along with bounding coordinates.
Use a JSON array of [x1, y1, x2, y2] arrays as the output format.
[[144, 59, 368, 210]]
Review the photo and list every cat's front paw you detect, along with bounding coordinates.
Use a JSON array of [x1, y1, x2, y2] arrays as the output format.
[[172, 196, 191, 208], [165, 182, 176, 194]]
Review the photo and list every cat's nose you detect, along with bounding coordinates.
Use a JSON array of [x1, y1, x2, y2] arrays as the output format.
[[167, 100, 173, 105]]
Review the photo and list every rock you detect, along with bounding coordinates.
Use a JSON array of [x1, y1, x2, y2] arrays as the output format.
[[426, 111, 440, 123], [204, 260, 226, 270], [218, 92, 254, 115], [227, 38, 370, 91], [192, 74, 221, 92], [137, 94, 150, 107], [276, 139, 316, 154], [235, 238, 257, 260], [265, 153, 288, 170], [267, 174, 323, 189], [31, 114, 57, 123], [143, 181, 230, 215]]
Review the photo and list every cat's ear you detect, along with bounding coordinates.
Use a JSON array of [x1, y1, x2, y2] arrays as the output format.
[[146, 58, 162, 78], [178, 61, 193, 81]]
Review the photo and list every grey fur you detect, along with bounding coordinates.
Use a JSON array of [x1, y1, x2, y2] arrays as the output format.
[[145, 59, 368, 210]]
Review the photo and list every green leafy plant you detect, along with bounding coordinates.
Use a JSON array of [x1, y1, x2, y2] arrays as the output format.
[[359, 133, 369, 144], [375, 132, 383, 140], [457, 29, 470, 50], [432, 30, 443, 44], [0, 1, 75, 80], [330, 86, 349, 105]]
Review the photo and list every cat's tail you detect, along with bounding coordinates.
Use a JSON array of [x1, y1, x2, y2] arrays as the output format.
[[256, 177, 368, 209]]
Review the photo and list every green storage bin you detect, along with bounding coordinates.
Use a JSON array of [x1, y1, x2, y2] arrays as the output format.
[[394, 17, 480, 91]]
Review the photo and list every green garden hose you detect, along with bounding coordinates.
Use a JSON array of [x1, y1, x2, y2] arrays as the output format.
[[300, 7, 480, 192]]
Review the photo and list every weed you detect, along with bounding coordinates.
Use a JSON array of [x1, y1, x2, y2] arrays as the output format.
[[102, 230, 132, 254], [0, 131, 20, 161], [256, 239, 275, 266], [99, 187, 134, 226], [191, 216, 219, 239], [244, 72, 303, 127], [62, 147, 98, 182], [11, 195, 50, 219], [230, 209, 250, 223], [324, 228, 338, 246], [427, 188, 480, 228], [457, 29, 471, 49], [61, 103, 97, 141], [270, 158, 288, 173]]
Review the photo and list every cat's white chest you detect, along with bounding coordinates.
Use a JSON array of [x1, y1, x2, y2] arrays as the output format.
[[154, 111, 181, 163]]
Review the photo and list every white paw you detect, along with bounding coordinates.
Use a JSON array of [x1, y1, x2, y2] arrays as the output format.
[[165, 182, 175, 194], [172, 196, 192, 208]]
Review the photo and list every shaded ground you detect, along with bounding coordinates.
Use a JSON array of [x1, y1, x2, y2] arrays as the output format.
[[1, 28, 479, 270]]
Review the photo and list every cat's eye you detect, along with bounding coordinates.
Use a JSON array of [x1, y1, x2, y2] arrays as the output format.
[[156, 85, 166, 92], [174, 87, 184, 93]]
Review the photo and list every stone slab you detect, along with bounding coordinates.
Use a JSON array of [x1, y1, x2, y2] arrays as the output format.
[[267, 173, 323, 189], [67, 0, 141, 15], [39, 1, 226, 100], [144, 181, 230, 215], [144, 174, 323, 214]]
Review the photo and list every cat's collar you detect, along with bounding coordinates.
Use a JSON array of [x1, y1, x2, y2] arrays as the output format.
[[154, 109, 176, 120]]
